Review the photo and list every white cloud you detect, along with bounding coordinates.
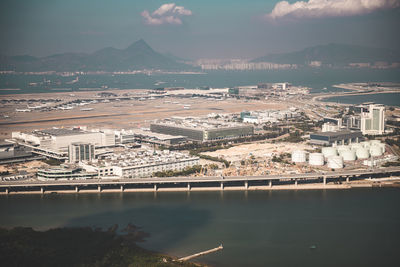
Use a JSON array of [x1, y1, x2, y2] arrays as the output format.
[[266, 0, 400, 20], [141, 3, 192, 25]]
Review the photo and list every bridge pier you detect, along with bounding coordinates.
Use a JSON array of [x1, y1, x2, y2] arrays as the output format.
[[323, 176, 327, 186], [5, 188, 9, 194], [97, 185, 101, 192], [120, 185, 124, 192], [346, 176, 349, 183], [40, 187, 44, 194], [269, 180, 272, 188], [75, 186, 79, 193], [187, 183, 191, 191], [295, 179, 298, 186], [220, 182, 224, 190], [154, 184, 158, 191], [244, 181, 248, 189]]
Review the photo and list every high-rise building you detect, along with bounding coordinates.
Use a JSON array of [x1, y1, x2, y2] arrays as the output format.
[[68, 142, 95, 163], [342, 115, 361, 130], [359, 104, 385, 135]]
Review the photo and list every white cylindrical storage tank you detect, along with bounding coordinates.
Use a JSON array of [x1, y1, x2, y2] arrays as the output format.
[[379, 143, 386, 153], [350, 143, 363, 151], [370, 140, 381, 146], [337, 145, 350, 156], [361, 141, 371, 149], [309, 153, 324, 166], [341, 150, 356, 161], [292, 150, 306, 163], [356, 148, 370, 159], [327, 156, 344, 169], [370, 146, 383, 157], [322, 147, 337, 158]]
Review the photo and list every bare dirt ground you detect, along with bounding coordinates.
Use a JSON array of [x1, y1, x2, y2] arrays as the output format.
[[203, 142, 313, 163], [0, 160, 49, 174]]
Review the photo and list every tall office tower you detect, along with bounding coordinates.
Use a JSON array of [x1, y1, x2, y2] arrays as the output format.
[[68, 142, 95, 163], [360, 104, 385, 135]]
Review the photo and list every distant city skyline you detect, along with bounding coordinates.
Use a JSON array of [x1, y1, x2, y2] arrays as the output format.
[[0, 0, 399, 59]]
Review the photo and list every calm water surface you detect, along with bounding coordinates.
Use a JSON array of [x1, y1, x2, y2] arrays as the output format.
[[1, 68, 400, 95], [1, 189, 399, 267]]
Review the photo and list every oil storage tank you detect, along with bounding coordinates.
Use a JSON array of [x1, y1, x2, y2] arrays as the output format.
[[327, 156, 344, 169], [379, 143, 386, 153], [350, 143, 363, 151], [356, 147, 370, 159], [322, 147, 337, 158], [337, 145, 350, 155], [370, 140, 381, 146], [291, 150, 306, 163], [370, 146, 383, 157], [309, 153, 324, 166], [341, 150, 356, 161], [361, 141, 371, 149]]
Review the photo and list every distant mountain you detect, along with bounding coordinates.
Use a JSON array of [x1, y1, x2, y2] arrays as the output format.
[[252, 43, 400, 66], [163, 52, 191, 63], [0, 39, 194, 72]]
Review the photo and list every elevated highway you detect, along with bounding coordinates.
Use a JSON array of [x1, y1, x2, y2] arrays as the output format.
[[1, 167, 399, 194]]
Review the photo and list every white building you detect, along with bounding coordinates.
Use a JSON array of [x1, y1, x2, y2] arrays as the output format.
[[80, 149, 200, 178], [359, 104, 385, 135], [322, 123, 339, 132], [243, 116, 259, 124], [37, 166, 98, 181], [12, 128, 115, 154], [68, 142, 95, 163]]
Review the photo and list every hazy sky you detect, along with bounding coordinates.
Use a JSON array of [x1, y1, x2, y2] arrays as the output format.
[[1, 0, 399, 59]]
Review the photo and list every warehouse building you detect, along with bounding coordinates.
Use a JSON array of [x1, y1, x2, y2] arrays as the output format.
[[150, 121, 254, 142], [310, 130, 363, 146], [12, 128, 115, 158], [0, 142, 43, 164]]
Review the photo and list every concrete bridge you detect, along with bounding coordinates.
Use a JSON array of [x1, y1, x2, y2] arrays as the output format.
[[1, 167, 399, 195]]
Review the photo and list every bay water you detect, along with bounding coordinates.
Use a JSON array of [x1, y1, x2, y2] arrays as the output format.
[[1, 189, 399, 267]]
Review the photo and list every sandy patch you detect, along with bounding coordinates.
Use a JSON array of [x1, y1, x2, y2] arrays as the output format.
[[203, 142, 313, 163]]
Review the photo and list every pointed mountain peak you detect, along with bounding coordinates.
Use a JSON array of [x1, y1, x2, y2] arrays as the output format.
[[125, 39, 153, 52]]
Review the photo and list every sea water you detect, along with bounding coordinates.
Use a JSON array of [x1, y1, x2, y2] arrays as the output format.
[[1, 189, 399, 267]]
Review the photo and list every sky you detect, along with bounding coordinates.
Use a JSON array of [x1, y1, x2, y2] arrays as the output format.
[[0, 0, 399, 59]]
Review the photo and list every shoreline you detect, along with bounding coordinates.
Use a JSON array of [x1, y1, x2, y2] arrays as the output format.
[[1, 178, 399, 195], [0, 226, 204, 267]]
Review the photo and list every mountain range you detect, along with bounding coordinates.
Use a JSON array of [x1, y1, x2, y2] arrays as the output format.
[[251, 43, 400, 66], [1, 41, 399, 72], [0, 39, 192, 72]]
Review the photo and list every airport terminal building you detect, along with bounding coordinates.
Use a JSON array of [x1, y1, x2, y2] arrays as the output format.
[[150, 119, 254, 142]]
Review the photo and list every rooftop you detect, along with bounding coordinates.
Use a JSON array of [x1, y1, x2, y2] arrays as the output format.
[[0, 141, 14, 147], [131, 129, 186, 141], [34, 128, 88, 137], [311, 130, 362, 137], [152, 117, 251, 131], [88, 148, 198, 169]]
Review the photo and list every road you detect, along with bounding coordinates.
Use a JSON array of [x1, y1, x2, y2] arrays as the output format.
[[1, 167, 399, 188]]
